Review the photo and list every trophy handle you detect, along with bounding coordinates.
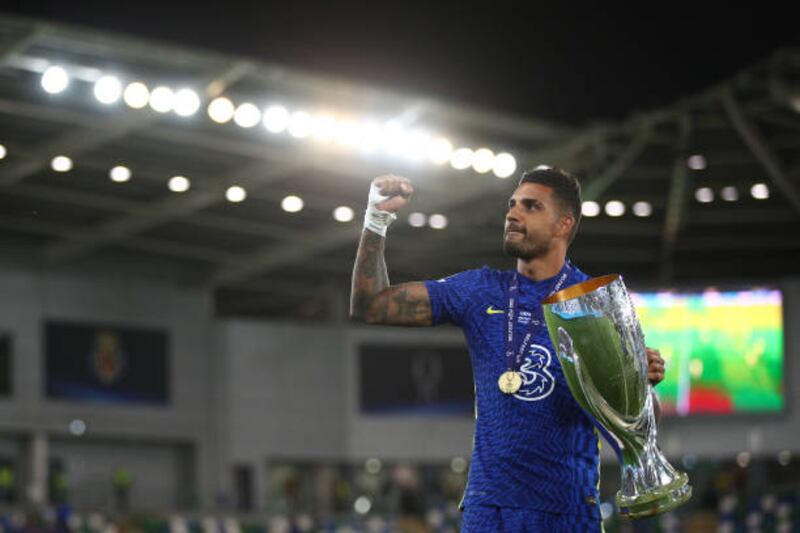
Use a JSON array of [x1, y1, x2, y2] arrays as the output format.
[[572, 351, 642, 459], [573, 349, 640, 431], [558, 326, 640, 429], [557, 326, 643, 461]]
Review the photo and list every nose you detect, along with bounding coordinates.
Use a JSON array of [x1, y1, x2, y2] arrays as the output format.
[[506, 205, 521, 224]]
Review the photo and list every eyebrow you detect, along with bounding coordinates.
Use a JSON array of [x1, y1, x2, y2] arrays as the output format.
[[508, 196, 545, 208]]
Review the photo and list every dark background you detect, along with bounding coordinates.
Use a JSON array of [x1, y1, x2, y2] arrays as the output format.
[[2, 1, 797, 124], [0, 334, 10, 397]]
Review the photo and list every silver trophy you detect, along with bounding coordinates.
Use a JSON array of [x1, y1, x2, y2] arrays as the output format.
[[542, 274, 691, 519]]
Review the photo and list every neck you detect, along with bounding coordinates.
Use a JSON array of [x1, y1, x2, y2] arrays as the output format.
[[516, 246, 567, 281]]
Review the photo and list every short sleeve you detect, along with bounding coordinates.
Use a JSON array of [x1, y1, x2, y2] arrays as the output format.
[[423, 268, 489, 327]]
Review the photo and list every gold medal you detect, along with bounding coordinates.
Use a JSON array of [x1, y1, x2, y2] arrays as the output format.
[[498, 370, 522, 394]]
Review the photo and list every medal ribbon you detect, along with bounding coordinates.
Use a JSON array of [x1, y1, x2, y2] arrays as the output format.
[[504, 260, 573, 373]]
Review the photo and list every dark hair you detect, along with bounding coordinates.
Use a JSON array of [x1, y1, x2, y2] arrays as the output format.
[[518, 165, 582, 244]]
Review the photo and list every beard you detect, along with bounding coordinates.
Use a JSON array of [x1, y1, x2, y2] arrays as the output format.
[[503, 233, 552, 260]]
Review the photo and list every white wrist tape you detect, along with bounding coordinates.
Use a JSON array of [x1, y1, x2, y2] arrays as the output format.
[[364, 183, 398, 237]]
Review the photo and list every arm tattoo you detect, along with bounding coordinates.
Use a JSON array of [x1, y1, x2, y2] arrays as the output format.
[[350, 229, 431, 325], [390, 287, 428, 323], [350, 230, 389, 319]]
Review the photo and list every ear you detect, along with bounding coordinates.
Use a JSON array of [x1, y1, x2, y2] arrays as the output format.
[[555, 214, 575, 239]]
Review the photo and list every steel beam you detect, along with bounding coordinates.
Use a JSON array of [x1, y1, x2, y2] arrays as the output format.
[[659, 113, 692, 283], [721, 84, 800, 214], [582, 119, 654, 202], [43, 161, 293, 265]]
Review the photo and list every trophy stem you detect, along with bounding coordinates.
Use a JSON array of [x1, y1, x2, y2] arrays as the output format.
[[570, 342, 692, 517], [615, 393, 692, 518]]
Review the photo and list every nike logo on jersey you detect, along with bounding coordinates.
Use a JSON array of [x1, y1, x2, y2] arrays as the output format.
[[486, 306, 505, 315]]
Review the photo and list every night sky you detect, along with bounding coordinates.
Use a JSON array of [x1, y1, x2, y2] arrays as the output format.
[[2, 1, 797, 126]]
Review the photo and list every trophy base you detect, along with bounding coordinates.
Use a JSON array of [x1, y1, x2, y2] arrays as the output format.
[[616, 473, 692, 520]]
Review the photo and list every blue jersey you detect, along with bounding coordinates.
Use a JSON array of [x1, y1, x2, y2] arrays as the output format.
[[424, 262, 601, 518]]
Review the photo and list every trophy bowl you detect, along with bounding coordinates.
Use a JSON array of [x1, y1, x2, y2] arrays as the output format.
[[542, 274, 692, 519]]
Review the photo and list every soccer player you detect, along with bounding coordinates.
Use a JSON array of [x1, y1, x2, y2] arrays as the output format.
[[350, 166, 666, 532]]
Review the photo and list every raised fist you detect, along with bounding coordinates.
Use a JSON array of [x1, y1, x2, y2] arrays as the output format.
[[371, 175, 414, 213]]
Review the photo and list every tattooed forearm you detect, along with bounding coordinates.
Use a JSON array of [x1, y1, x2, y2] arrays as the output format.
[[350, 230, 389, 319], [349, 230, 432, 326]]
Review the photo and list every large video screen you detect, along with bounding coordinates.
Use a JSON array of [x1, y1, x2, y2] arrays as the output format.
[[45, 321, 169, 406], [359, 344, 473, 415], [632, 289, 783, 416]]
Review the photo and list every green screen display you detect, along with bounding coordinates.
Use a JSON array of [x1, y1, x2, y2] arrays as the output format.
[[632, 289, 783, 416]]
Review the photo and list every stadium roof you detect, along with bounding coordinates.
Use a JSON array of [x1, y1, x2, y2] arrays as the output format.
[[0, 13, 798, 319]]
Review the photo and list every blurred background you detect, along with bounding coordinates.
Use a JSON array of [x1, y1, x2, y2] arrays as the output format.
[[0, 3, 798, 532]]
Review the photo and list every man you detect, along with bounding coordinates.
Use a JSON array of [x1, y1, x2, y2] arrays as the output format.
[[350, 166, 666, 532]]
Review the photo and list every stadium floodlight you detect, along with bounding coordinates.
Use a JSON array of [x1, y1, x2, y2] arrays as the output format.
[[604, 200, 626, 217], [582, 201, 600, 217], [335, 120, 364, 147], [381, 123, 405, 155], [312, 115, 337, 141], [51, 155, 73, 172], [632, 201, 652, 217], [472, 148, 495, 174], [450, 147, 474, 170], [93, 75, 122, 104], [357, 121, 383, 153], [123, 82, 150, 109], [333, 206, 354, 223], [109, 165, 131, 183], [428, 137, 453, 165], [263, 105, 290, 133], [428, 213, 448, 229], [288, 111, 314, 138], [281, 195, 304, 213], [174, 88, 201, 117], [492, 152, 517, 178], [695, 187, 714, 203], [687, 154, 707, 170], [233, 103, 261, 128], [168, 175, 191, 192], [41, 66, 69, 94], [208, 97, 235, 124], [400, 131, 430, 161], [408, 212, 427, 227], [149, 86, 175, 113], [225, 185, 247, 202], [750, 183, 769, 200], [720, 186, 739, 202], [0, 144, 6, 160]]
